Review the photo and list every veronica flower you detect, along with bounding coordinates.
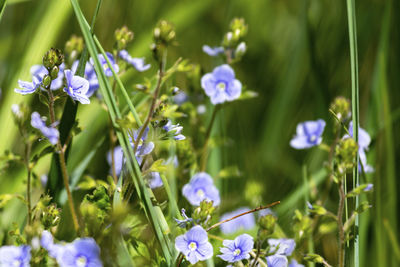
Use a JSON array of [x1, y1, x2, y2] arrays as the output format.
[[202, 45, 224, 56], [201, 64, 242, 105], [289, 259, 305, 267], [364, 183, 373, 192], [90, 52, 119, 77], [220, 207, 255, 235], [71, 61, 99, 97], [64, 70, 90, 104], [31, 112, 59, 145], [163, 120, 185, 140], [268, 238, 296, 256], [14, 76, 41, 95], [148, 172, 163, 189], [0, 245, 31, 267], [290, 119, 326, 149], [218, 234, 254, 263], [31, 63, 65, 90], [174, 208, 193, 228], [107, 146, 124, 177], [56, 238, 103, 267], [175, 225, 213, 264], [182, 172, 220, 206], [119, 50, 151, 72], [41, 230, 63, 259], [266, 255, 288, 267]]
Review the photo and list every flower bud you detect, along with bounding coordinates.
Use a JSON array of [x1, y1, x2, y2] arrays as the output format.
[[330, 96, 350, 122], [65, 35, 84, 56], [43, 48, 64, 70], [235, 42, 247, 59], [153, 20, 176, 45], [229, 18, 248, 39], [335, 138, 358, 169], [258, 214, 277, 239], [115, 26, 134, 50], [50, 66, 59, 80], [304, 254, 326, 264], [42, 75, 52, 88]]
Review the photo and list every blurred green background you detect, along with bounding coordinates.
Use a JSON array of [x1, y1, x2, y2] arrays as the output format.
[[0, 0, 399, 266]]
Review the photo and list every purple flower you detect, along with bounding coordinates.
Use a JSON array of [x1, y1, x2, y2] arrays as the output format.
[[31, 63, 65, 90], [163, 120, 185, 140], [173, 91, 189, 105], [290, 119, 326, 149], [119, 50, 151, 72], [182, 172, 220, 206], [148, 172, 163, 189], [218, 234, 254, 263], [14, 76, 41, 95], [0, 245, 31, 267], [130, 127, 155, 160], [56, 238, 103, 267], [289, 259, 305, 267], [364, 183, 373, 192], [201, 64, 242, 105], [266, 255, 288, 267], [268, 238, 296, 256], [220, 207, 255, 235], [72, 61, 99, 97], [175, 225, 213, 264], [175, 208, 193, 228], [64, 70, 90, 104], [41, 230, 63, 259], [107, 146, 124, 177], [31, 112, 59, 145], [90, 52, 119, 77], [202, 45, 224, 56]]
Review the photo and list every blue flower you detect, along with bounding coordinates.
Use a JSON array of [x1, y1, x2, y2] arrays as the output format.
[[202, 45, 224, 57], [289, 259, 305, 267], [219, 207, 255, 235], [175, 225, 213, 264], [107, 146, 124, 177], [174, 208, 193, 228], [268, 238, 296, 256], [163, 120, 185, 140], [290, 119, 326, 149], [182, 172, 220, 206], [119, 50, 151, 72], [64, 70, 90, 104], [364, 183, 373, 192], [90, 52, 119, 77], [0, 245, 31, 267], [266, 255, 288, 267], [31, 63, 65, 90], [56, 238, 103, 267], [15, 76, 41, 95], [31, 112, 59, 145], [148, 172, 163, 189], [218, 234, 254, 263], [41, 230, 63, 259], [201, 64, 242, 105], [72, 61, 99, 97]]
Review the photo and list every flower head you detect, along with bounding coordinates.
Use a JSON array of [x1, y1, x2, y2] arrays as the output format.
[[119, 50, 151, 72], [41, 230, 63, 259], [31, 112, 59, 145], [266, 254, 288, 267], [71, 61, 99, 97], [147, 172, 163, 189], [64, 69, 90, 104], [130, 127, 155, 158], [14, 76, 41, 95], [163, 120, 185, 140], [0, 245, 31, 267], [182, 172, 220, 206], [218, 234, 254, 263], [56, 238, 103, 267], [202, 45, 224, 57], [220, 207, 255, 235], [290, 119, 326, 149], [90, 53, 119, 77], [268, 238, 296, 256], [201, 64, 242, 105], [107, 146, 124, 177], [175, 225, 213, 264], [289, 259, 305, 267], [31, 63, 65, 90]]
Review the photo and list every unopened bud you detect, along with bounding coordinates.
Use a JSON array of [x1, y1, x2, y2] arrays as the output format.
[[43, 48, 64, 70], [330, 96, 350, 122], [50, 66, 59, 80], [153, 20, 176, 45], [335, 138, 358, 169], [42, 75, 52, 88]]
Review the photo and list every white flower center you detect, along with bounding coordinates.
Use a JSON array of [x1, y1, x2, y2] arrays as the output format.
[[12, 260, 21, 267], [76, 256, 87, 267], [233, 248, 241, 256], [188, 241, 198, 251], [196, 189, 205, 198], [103, 63, 109, 71], [310, 135, 317, 142], [217, 82, 226, 92]]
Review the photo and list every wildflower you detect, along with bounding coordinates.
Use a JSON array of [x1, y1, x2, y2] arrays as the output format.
[[290, 119, 326, 149], [90, 52, 119, 77], [11, 104, 22, 118], [364, 183, 373, 192], [220, 207, 255, 234], [41, 230, 63, 259], [163, 120, 185, 140], [175, 225, 213, 264], [235, 42, 247, 58], [31, 112, 59, 145], [289, 259, 305, 267], [182, 172, 220, 206], [174, 208, 193, 228], [71, 61, 99, 97], [56, 238, 103, 267], [218, 234, 254, 263], [0, 245, 31, 267], [14, 76, 41, 95], [268, 238, 296, 256], [266, 254, 288, 267], [119, 50, 151, 72], [201, 64, 242, 105], [64, 69, 90, 104], [173, 91, 188, 105], [107, 146, 124, 177], [202, 45, 224, 56], [148, 172, 163, 189], [31, 63, 65, 90], [130, 127, 155, 159]]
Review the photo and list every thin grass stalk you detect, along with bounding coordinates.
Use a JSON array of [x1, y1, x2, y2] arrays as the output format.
[[345, 0, 359, 265]]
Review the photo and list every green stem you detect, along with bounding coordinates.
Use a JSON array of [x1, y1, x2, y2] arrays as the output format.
[[303, 165, 315, 267], [25, 141, 32, 226], [200, 105, 220, 171], [338, 181, 346, 267]]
